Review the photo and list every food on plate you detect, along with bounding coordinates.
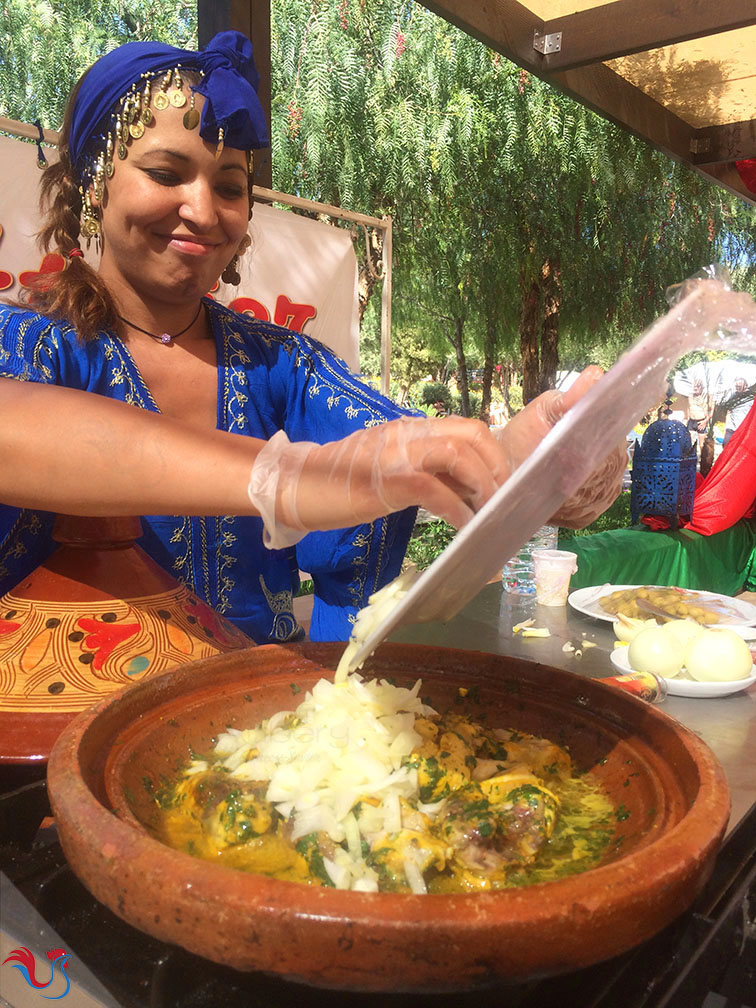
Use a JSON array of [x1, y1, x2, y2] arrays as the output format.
[[626, 623, 753, 682], [627, 625, 687, 678], [599, 586, 732, 623], [685, 628, 753, 682], [612, 614, 657, 643], [144, 672, 615, 894], [663, 618, 707, 650]]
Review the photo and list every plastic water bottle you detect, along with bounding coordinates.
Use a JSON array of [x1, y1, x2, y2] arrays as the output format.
[[502, 524, 559, 596]]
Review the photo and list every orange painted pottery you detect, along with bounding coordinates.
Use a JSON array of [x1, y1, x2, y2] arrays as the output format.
[[47, 641, 730, 992], [0, 514, 251, 763]]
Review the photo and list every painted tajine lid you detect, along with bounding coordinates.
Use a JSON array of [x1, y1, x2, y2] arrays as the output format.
[[0, 514, 253, 763]]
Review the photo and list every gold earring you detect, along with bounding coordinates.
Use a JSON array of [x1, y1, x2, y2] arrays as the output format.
[[221, 254, 241, 286], [80, 188, 101, 248]]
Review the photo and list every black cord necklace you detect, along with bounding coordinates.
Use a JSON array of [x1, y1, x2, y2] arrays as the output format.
[[117, 303, 203, 345]]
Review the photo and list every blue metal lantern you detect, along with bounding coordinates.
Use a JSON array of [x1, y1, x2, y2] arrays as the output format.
[[630, 412, 697, 528]]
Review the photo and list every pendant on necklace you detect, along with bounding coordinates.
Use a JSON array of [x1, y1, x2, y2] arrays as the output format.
[[158, 333, 172, 345]]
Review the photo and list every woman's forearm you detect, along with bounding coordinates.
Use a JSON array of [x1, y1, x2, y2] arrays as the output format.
[[1, 374, 625, 536], [0, 379, 262, 516]]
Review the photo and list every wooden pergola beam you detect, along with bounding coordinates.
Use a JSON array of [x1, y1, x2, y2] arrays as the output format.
[[691, 119, 756, 166], [422, 0, 540, 71], [537, 0, 756, 74], [420, 0, 756, 205], [421, 1, 692, 158]]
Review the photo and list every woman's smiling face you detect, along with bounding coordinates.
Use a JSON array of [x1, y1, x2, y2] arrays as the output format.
[[94, 91, 250, 307]]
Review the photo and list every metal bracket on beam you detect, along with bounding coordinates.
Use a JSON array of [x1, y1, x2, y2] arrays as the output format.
[[533, 30, 562, 55], [690, 136, 712, 155]]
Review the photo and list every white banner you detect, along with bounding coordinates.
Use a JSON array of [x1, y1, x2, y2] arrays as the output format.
[[0, 132, 360, 371]]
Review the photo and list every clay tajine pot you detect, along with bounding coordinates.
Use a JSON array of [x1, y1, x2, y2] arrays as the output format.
[[0, 514, 252, 763], [47, 641, 730, 992]]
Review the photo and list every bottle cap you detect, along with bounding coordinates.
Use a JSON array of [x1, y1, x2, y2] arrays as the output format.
[[598, 670, 667, 703]]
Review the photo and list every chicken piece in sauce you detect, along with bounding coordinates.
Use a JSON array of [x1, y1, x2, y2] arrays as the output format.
[[167, 771, 274, 849], [366, 798, 452, 892], [408, 715, 567, 889], [154, 771, 313, 881]]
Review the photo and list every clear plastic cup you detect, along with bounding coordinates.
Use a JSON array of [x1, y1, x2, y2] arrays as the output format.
[[532, 548, 578, 606]]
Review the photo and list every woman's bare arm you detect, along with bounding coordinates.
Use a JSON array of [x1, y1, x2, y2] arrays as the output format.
[[0, 380, 507, 528], [0, 378, 261, 516], [1, 374, 625, 536]]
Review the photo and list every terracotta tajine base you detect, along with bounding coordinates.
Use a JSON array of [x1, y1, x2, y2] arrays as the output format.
[[47, 642, 731, 991], [0, 515, 252, 763]]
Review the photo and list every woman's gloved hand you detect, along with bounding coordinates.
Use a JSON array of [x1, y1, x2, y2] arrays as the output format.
[[248, 416, 508, 549], [496, 365, 627, 528], [248, 366, 626, 550]]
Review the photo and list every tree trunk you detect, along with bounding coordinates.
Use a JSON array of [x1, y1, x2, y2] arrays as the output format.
[[539, 257, 561, 392], [480, 315, 497, 422], [500, 362, 515, 419], [451, 316, 470, 416], [356, 226, 384, 325], [520, 273, 540, 404]]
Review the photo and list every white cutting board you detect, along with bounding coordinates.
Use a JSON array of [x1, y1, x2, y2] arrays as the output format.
[[345, 275, 756, 670]]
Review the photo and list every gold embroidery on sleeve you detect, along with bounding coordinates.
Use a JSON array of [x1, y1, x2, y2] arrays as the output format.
[[258, 573, 299, 641]]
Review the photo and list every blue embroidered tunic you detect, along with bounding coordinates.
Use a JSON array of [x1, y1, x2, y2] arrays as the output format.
[[0, 299, 416, 643]]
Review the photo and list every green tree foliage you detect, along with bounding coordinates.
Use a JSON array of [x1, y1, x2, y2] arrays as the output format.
[[4, 0, 755, 417], [270, 0, 756, 413], [0, 0, 197, 129]]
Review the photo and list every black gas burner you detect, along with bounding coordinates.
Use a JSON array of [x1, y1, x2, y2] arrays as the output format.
[[1, 772, 754, 1008]]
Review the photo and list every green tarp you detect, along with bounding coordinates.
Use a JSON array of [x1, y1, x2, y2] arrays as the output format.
[[567, 519, 756, 596]]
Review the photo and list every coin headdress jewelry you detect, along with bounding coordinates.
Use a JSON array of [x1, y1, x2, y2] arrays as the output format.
[[68, 31, 269, 243]]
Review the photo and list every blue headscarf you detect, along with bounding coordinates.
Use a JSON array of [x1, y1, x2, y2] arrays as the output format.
[[69, 30, 269, 178]]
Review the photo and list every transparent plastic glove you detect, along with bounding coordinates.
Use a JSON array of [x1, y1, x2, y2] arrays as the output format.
[[494, 366, 627, 528], [248, 418, 509, 550]]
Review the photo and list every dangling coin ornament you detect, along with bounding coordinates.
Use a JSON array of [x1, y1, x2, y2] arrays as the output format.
[[183, 90, 199, 130], [153, 91, 170, 110], [105, 135, 115, 177], [183, 107, 200, 130], [169, 67, 186, 107], [129, 120, 145, 139], [141, 82, 153, 124]]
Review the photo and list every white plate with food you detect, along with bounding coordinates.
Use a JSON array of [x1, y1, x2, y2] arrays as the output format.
[[610, 646, 756, 698], [569, 584, 756, 627]]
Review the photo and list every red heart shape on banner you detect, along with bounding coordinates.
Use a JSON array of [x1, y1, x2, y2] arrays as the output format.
[[19, 252, 66, 288]]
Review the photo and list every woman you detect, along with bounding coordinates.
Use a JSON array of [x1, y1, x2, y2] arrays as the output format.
[[0, 31, 625, 643]]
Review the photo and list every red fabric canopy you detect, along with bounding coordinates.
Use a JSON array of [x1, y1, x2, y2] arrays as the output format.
[[640, 399, 756, 534], [736, 159, 756, 194]]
